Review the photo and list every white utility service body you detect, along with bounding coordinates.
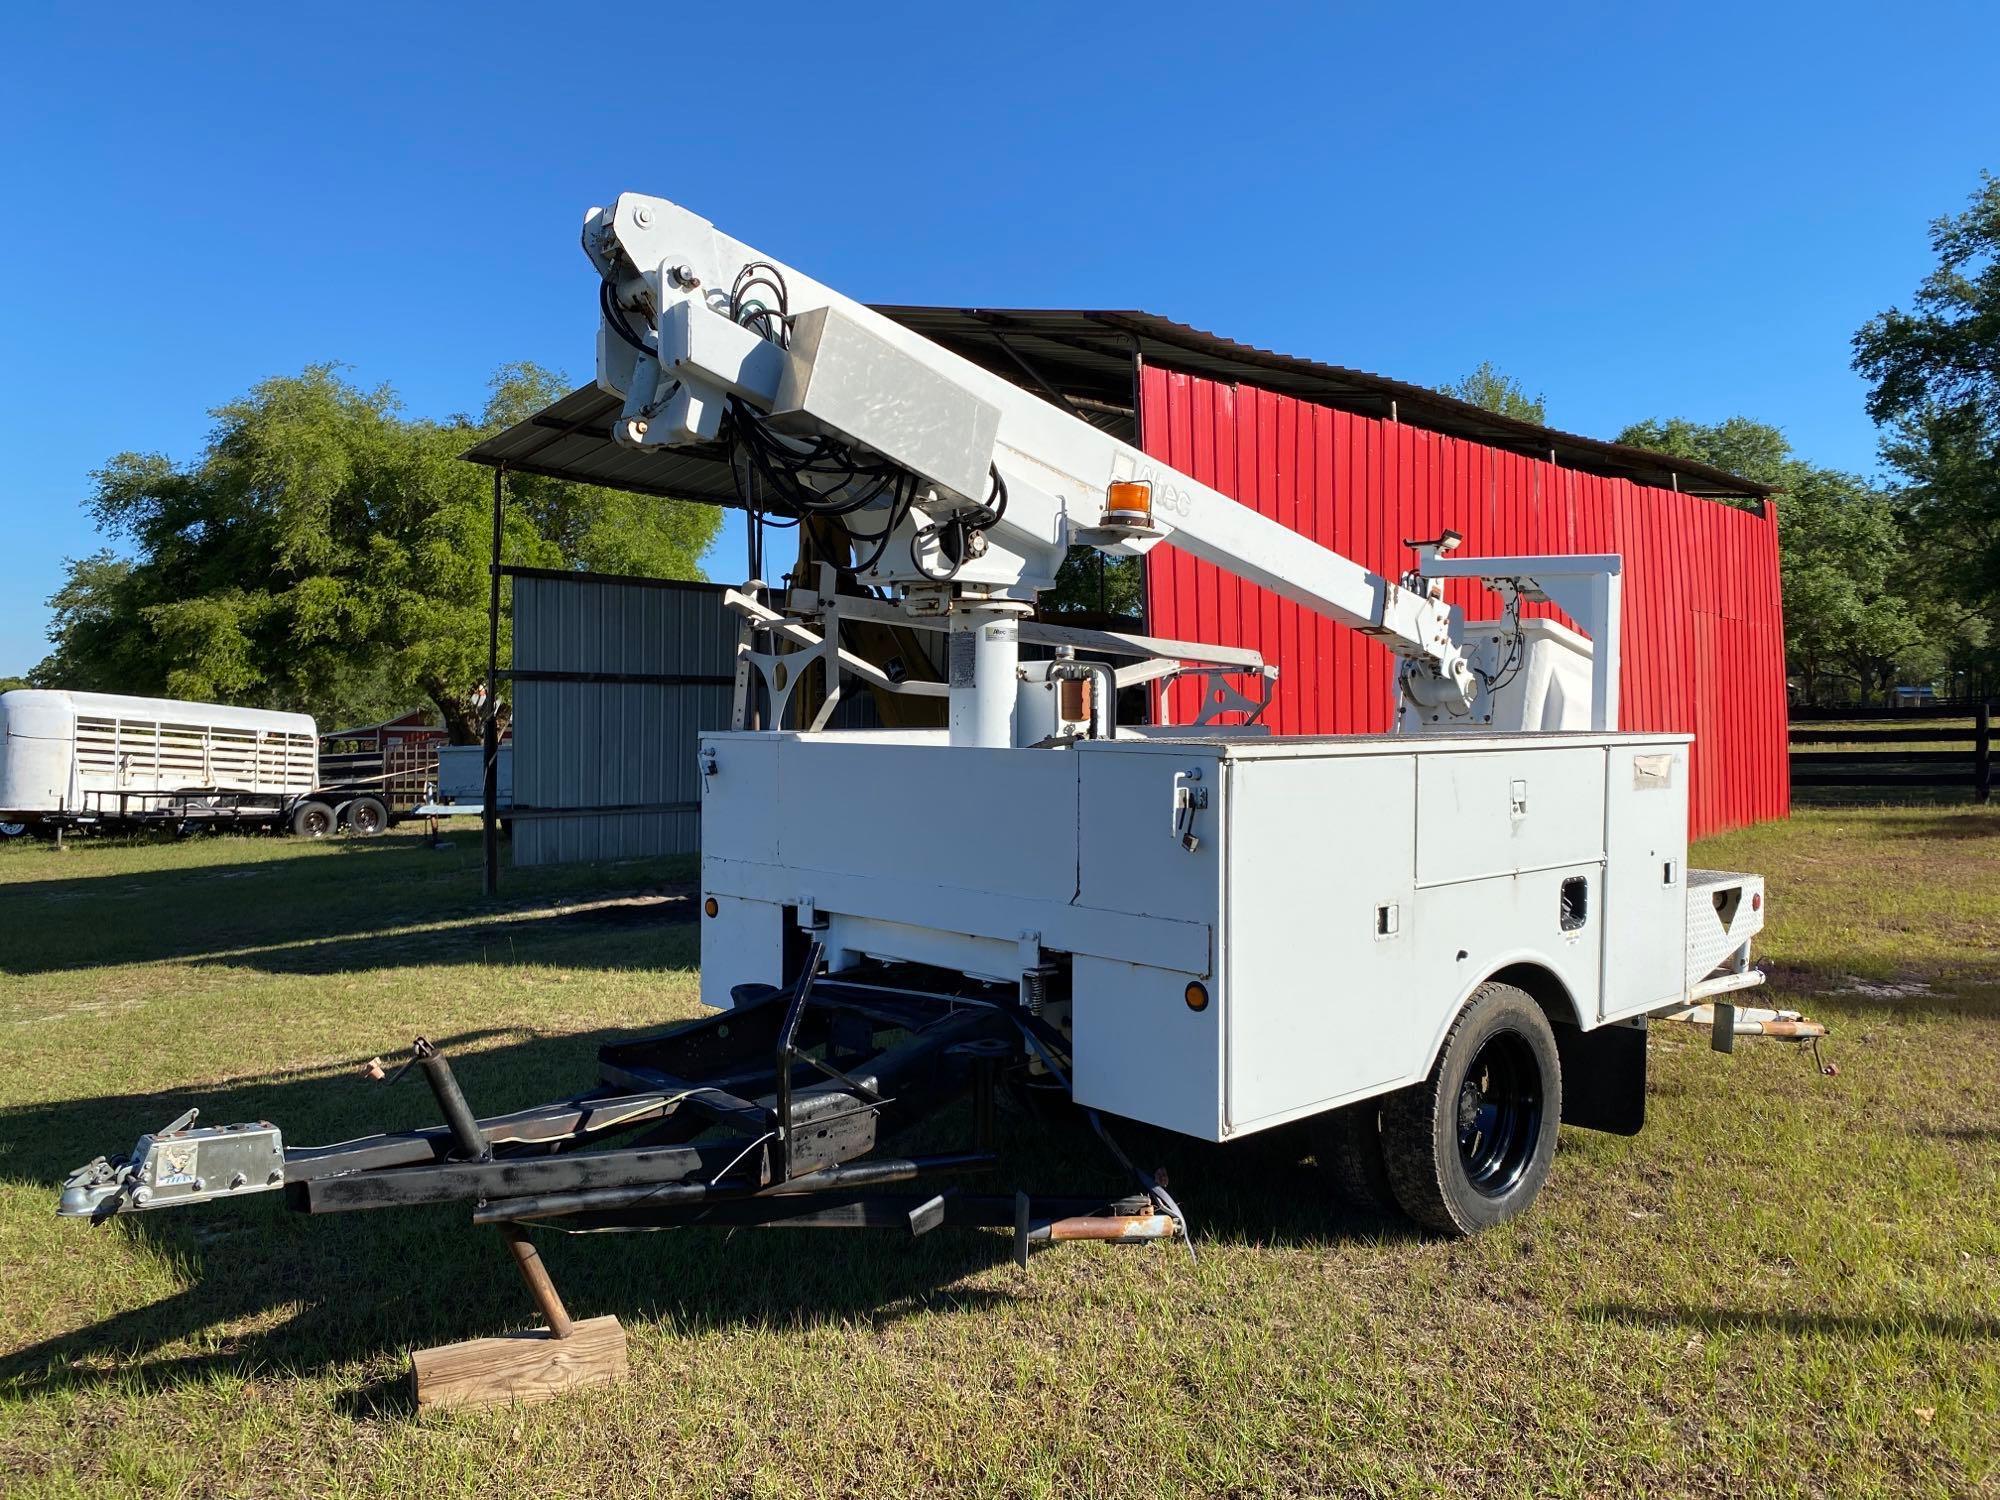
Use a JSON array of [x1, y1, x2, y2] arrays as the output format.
[[701, 726, 1753, 1142]]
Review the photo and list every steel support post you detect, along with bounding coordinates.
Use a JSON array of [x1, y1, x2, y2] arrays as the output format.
[[483, 465, 504, 897], [1977, 701, 1992, 805], [496, 1223, 574, 1338]]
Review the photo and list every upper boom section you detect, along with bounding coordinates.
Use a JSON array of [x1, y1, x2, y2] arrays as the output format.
[[582, 192, 1476, 712]]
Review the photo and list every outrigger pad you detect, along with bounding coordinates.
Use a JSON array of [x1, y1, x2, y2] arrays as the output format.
[[411, 1315, 629, 1411]]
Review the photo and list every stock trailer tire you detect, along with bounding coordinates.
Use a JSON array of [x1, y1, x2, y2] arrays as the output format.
[[290, 801, 335, 839], [345, 796, 389, 837], [1381, 981, 1562, 1236]]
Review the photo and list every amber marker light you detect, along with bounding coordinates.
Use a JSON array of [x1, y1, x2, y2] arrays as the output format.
[[704, 897, 719, 918], [1184, 980, 1210, 1012], [1104, 480, 1155, 529]]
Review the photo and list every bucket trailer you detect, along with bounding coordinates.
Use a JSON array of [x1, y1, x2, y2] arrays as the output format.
[[57, 192, 1794, 1402]]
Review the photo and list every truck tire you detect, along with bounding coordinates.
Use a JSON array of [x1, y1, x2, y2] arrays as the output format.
[[1380, 981, 1561, 1236], [291, 801, 335, 839], [1309, 1101, 1398, 1214], [0, 821, 26, 841], [344, 796, 388, 837]]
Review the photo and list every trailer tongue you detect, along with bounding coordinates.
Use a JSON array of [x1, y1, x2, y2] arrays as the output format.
[[58, 954, 1179, 1234]]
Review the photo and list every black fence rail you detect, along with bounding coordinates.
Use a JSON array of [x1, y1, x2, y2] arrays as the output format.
[[1788, 702, 1992, 802], [1790, 697, 1993, 720]]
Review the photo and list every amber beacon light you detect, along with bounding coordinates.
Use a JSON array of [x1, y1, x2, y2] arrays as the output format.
[[1103, 479, 1155, 529]]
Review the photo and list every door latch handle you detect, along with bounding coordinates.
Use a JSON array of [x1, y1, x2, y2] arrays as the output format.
[[1170, 769, 1208, 853]]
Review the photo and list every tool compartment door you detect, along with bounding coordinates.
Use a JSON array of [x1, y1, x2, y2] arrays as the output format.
[[1414, 745, 1605, 886], [1223, 751, 1417, 1131], [1602, 741, 1690, 1019], [1072, 744, 1226, 1139]]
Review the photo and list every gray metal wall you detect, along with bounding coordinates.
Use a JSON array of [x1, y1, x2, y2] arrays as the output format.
[[509, 571, 735, 867]]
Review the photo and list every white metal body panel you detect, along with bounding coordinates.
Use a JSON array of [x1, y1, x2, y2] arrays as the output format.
[[435, 744, 513, 808], [1601, 742, 1690, 1019], [777, 741, 1075, 902], [0, 690, 318, 814], [1075, 746, 1221, 953], [1414, 746, 1606, 886], [698, 727, 1696, 1143], [1410, 864, 1605, 1050], [1223, 754, 1417, 1127], [1686, 869, 1766, 982], [1071, 955, 1224, 1139]]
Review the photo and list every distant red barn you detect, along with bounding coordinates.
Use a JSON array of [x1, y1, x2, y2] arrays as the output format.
[[1138, 366, 1788, 839]]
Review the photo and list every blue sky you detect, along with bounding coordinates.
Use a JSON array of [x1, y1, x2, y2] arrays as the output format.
[[2, 2, 1996, 675]]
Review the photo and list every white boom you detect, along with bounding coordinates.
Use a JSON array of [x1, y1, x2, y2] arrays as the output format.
[[581, 192, 1621, 744]]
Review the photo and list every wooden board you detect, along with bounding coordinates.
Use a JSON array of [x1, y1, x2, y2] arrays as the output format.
[[410, 1315, 628, 1410]]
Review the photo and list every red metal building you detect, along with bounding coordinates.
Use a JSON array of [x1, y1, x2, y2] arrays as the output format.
[[1137, 366, 1788, 838]]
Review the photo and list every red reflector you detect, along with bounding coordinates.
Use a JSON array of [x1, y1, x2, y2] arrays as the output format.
[[1751, 892, 1761, 911]]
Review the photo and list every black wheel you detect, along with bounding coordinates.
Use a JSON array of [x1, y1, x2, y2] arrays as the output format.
[[290, 800, 335, 839], [345, 796, 388, 837], [1309, 1100, 1398, 1214], [1381, 982, 1561, 1236]]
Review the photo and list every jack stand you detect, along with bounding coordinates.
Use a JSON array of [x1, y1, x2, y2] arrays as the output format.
[[403, 1038, 629, 1409]]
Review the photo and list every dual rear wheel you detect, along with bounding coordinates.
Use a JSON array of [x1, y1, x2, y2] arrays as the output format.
[[1309, 981, 1562, 1235]]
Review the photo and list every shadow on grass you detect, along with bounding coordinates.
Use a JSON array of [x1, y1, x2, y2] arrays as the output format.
[[1755, 958, 2000, 1020], [0, 836, 699, 977], [1581, 1302, 1999, 1342], [1863, 809, 2000, 840], [1787, 790, 1994, 816], [1917, 1124, 2000, 1142], [0, 1026, 1401, 1407]]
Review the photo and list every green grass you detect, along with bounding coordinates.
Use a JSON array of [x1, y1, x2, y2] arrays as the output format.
[[1, 812, 1996, 1497]]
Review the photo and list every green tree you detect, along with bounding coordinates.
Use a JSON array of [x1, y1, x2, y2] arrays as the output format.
[[0, 676, 29, 694], [1615, 417, 1944, 704], [1042, 546, 1143, 622], [32, 364, 720, 740], [1853, 172, 2000, 616], [1439, 362, 1547, 426]]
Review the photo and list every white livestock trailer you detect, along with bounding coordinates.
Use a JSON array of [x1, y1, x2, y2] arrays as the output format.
[[0, 689, 386, 838]]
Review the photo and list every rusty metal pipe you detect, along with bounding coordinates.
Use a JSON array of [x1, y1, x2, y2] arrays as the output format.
[[496, 1222, 574, 1338], [1033, 1212, 1179, 1244]]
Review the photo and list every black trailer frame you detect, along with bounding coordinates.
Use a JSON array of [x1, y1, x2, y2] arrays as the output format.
[[61, 942, 1184, 1333], [16, 779, 401, 840]]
